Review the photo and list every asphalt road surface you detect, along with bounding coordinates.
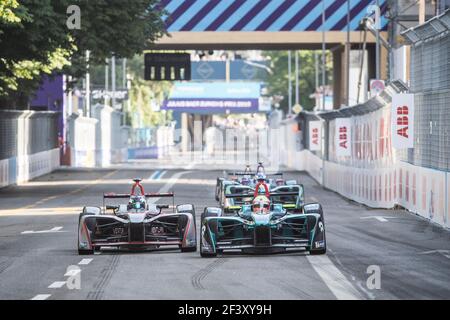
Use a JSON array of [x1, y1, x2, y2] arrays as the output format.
[[0, 166, 449, 300]]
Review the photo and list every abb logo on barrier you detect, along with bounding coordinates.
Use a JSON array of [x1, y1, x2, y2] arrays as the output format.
[[392, 94, 414, 149], [335, 118, 351, 156], [312, 128, 319, 145], [396, 106, 409, 138], [309, 121, 321, 151], [339, 126, 348, 149]]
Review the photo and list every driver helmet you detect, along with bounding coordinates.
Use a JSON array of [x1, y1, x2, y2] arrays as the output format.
[[252, 195, 270, 214], [257, 162, 265, 173], [241, 177, 250, 186], [256, 172, 266, 182], [276, 179, 284, 186], [128, 195, 147, 210]]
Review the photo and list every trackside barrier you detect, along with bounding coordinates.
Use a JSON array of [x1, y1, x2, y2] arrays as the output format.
[[277, 91, 449, 229], [279, 147, 449, 229], [0, 149, 60, 188]]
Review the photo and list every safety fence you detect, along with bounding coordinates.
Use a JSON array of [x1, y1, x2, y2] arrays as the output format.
[[0, 111, 60, 188], [278, 85, 450, 228], [277, 11, 450, 229], [403, 9, 450, 171], [278, 81, 449, 229]]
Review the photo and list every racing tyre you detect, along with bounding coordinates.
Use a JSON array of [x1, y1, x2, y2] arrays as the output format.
[[79, 206, 101, 223], [309, 248, 326, 255], [78, 249, 94, 255], [215, 178, 223, 202], [309, 217, 326, 255], [303, 203, 325, 223], [181, 246, 197, 253], [201, 207, 221, 220], [177, 204, 196, 227], [200, 209, 220, 258]]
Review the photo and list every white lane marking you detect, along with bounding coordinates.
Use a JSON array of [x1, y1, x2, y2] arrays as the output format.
[[157, 170, 167, 180], [21, 226, 65, 234], [64, 268, 81, 277], [148, 171, 192, 204], [148, 170, 161, 180], [78, 258, 93, 265], [48, 281, 66, 289], [31, 294, 51, 300], [307, 255, 363, 300], [419, 249, 450, 259], [360, 216, 397, 222]]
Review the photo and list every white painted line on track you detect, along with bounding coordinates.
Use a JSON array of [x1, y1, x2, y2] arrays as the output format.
[[31, 294, 51, 300], [157, 170, 167, 180], [21, 226, 65, 234], [64, 268, 81, 277], [149, 170, 161, 180], [307, 255, 363, 300], [419, 249, 450, 259], [360, 216, 396, 222], [48, 281, 66, 289], [78, 258, 93, 265]]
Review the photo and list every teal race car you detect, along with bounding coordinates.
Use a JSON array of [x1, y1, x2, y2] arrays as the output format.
[[200, 185, 326, 257]]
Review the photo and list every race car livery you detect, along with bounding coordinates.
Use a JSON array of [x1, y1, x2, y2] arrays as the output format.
[[216, 163, 304, 214], [77, 179, 197, 254], [200, 182, 326, 257]]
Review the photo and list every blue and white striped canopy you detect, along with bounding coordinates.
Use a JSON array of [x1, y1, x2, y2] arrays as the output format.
[[156, 0, 388, 32]]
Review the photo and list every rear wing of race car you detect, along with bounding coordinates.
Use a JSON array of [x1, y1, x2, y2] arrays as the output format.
[[227, 172, 284, 176], [102, 192, 175, 212], [224, 191, 300, 210]]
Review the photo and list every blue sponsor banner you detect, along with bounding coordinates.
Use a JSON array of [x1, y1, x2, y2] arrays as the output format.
[[162, 82, 261, 114], [230, 60, 269, 81], [192, 61, 226, 80], [128, 147, 159, 159]]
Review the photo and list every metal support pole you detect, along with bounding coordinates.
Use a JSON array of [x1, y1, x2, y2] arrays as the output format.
[[321, 0, 326, 110], [288, 50, 292, 115], [122, 58, 127, 124], [85, 50, 91, 117], [295, 51, 299, 106], [315, 51, 319, 90], [105, 58, 109, 107], [375, 0, 380, 80], [346, 0, 350, 106], [111, 55, 116, 110]]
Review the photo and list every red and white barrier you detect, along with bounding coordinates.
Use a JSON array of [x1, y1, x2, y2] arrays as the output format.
[[276, 100, 449, 229]]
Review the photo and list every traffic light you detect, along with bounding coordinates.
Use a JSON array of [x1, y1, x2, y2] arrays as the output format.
[[144, 52, 191, 81]]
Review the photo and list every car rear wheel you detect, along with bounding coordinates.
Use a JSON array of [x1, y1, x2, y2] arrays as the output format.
[[309, 248, 326, 255], [78, 249, 94, 255]]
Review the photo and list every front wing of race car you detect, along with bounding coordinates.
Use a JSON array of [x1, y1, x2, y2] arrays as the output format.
[[200, 211, 325, 256], [78, 211, 196, 253]]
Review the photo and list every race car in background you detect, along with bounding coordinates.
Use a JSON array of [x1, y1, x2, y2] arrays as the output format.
[[200, 181, 326, 257], [215, 163, 304, 214], [77, 179, 197, 255]]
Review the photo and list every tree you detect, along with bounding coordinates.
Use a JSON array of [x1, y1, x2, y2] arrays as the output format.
[[0, 0, 72, 107], [264, 51, 333, 112], [0, 0, 166, 109], [64, 0, 167, 80]]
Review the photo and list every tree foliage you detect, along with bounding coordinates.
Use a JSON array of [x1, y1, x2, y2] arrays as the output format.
[[0, 0, 166, 108], [264, 51, 333, 112]]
